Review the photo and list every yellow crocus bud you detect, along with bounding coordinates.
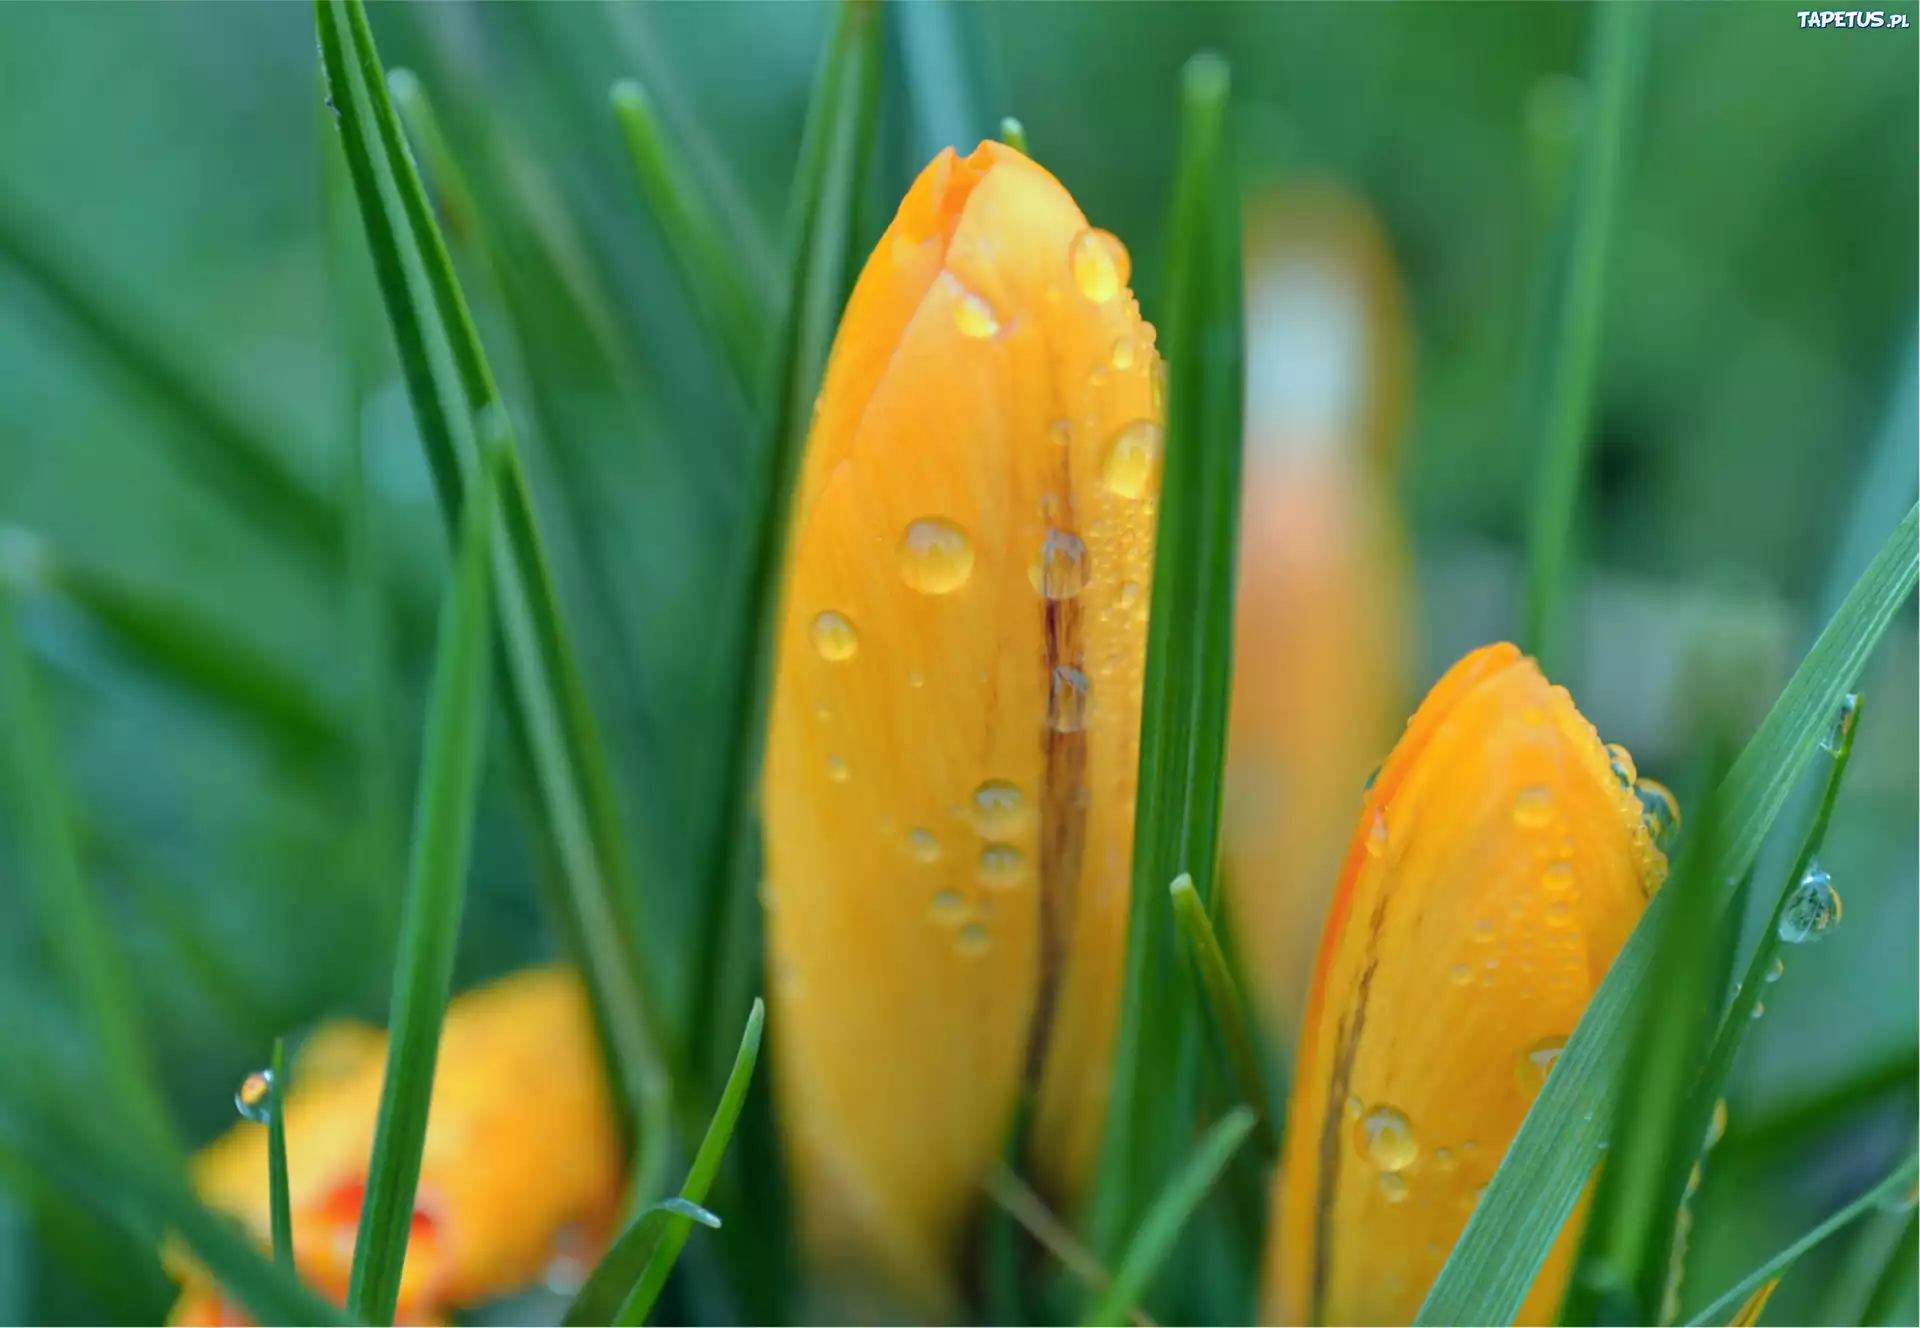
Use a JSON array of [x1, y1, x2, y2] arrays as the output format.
[[1265, 643, 1669, 1326], [763, 140, 1163, 1310], [168, 968, 621, 1325], [1225, 181, 1412, 1045]]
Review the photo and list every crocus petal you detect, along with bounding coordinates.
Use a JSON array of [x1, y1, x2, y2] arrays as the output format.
[[170, 967, 621, 1324], [764, 141, 1161, 1308], [1225, 182, 1412, 1045], [1265, 643, 1669, 1326]]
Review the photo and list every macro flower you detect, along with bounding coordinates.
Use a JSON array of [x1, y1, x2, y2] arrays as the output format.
[[762, 140, 1163, 1308], [168, 968, 621, 1326], [1224, 181, 1412, 1045], [1264, 643, 1671, 1326]]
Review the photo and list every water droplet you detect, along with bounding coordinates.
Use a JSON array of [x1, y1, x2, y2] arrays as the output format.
[[1111, 337, 1135, 370], [1353, 1105, 1420, 1172], [953, 288, 1001, 339], [1513, 786, 1554, 829], [1778, 861, 1840, 943], [1606, 743, 1638, 789], [908, 671, 925, 689], [235, 1069, 274, 1124], [1029, 529, 1089, 600], [978, 843, 1025, 889], [1048, 665, 1092, 733], [956, 922, 991, 957], [1706, 1099, 1728, 1149], [1049, 419, 1073, 448], [543, 1225, 590, 1295], [929, 890, 966, 923], [1379, 1173, 1409, 1204], [1434, 1147, 1456, 1173], [1449, 963, 1473, 986], [970, 780, 1027, 836], [1514, 1037, 1566, 1096], [1750, 1000, 1765, 1020], [1820, 694, 1861, 754], [1637, 779, 1681, 851], [1069, 228, 1127, 303], [1542, 861, 1574, 892], [1547, 899, 1571, 923], [1764, 958, 1784, 984], [810, 610, 859, 661], [1365, 810, 1389, 858], [825, 755, 850, 784], [1685, 1161, 1704, 1197], [1471, 918, 1496, 943], [1118, 581, 1143, 611], [896, 517, 974, 594], [1102, 420, 1164, 499], [908, 828, 941, 863]]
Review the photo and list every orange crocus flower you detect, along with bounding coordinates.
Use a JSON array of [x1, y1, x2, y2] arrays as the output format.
[[168, 967, 621, 1325], [1265, 643, 1670, 1326], [762, 140, 1162, 1309], [1225, 181, 1412, 1046]]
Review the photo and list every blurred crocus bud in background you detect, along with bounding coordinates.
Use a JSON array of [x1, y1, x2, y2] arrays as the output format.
[[761, 140, 1163, 1311]]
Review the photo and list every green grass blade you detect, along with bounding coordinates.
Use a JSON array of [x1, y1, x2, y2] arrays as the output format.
[[1082, 1107, 1256, 1328], [692, 0, 879, 1094], [1860, 1206, 1919, 1327], [999, 116, 1031, 155], [564, 998, 765, 1328], [1416, 502, 1919, 1327], [268, 1039, 292, 1272], [0, 582, 174, 1157], [1169, 874, 1277, 1158], [0, 193, 340, 567], [1088, 53, 1243, 1280], [315, 0, 673, 1198], [1562, 749, 1732, 1325], [1520, 2, 1647, 670], [344, 426, 497, 1326], [1682, 1152, 1918, 1328], [895, 0, 981, 160], [610, 77, 767, 393]]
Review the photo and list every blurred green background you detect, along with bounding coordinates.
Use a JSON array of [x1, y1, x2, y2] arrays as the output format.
[[0, 2, 1913, 1323]]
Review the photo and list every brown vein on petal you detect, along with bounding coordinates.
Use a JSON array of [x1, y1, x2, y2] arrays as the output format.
[[1028, 593, 1086, 1088], [1311, 882, 1390, 1324]]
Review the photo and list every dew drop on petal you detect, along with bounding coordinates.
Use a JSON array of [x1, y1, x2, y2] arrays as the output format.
[[897, 517, 974, 594], [1069, 228, 1126, 303], [1379, 1173, 1409, 1204], [1449, 963, 1473, 986], [1637, 778, 1682, 851], [810, 610, 859, 661], [1778, 861, 1840, 943], [1029, 529, 1089, 600], [1345, 1095, 1364, 1122], [1471, 918, 1496, 943], [1048, 665, 1092, 733], [1365, 810, 1390, 859], [825, 755, 850, 784], [953, 288, 1001, 339], [1353, 1105, 1420, 1172], [971, 780, 1027, 836], [978, 843, 1025, 889], [1049, 419, 1073, 448], [235, 1069, 274, 1124], [1542, 861, 1574, 892], [1604, 742, 1638, 789], [929, 890, 966, 923], [1513, 786, 1554, 829], [1513, 1036, 1566, 1096], [1111, 336, 1136, 370], [907, 828, 941, 863], [1102, 420, 1164, 499], [956, 922, 991, 957]]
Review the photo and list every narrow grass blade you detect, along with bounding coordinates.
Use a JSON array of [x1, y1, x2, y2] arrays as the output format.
[[1520, 1, 1647, 669], [1562, 750, 1732, 1326], [0, 194, 340, 566], [315, 0, 672, 1196], [610, 77, 767, 393], [268, 1039, 292, 1272], [999, 116, 1031, 156], [983, 1166, 1150, 1326], [344, 435, 496, 1326], [1860, 1206, 1919, 1326], [1720, 1049, 1916, 1173], [1083, 1107, 1256, 1328], [692, 0, 879, 1094], [1815, 1189, 1919, 1326], [1416, 503, 1919, 1327], [0, 583, 173, 1157], [1169, 874, 1277, 1157], [1089, 53, 1243, 1280], [564, 998, 764, 1328], [895, 0, 980, 160], [1682, 1152, 1919, 1327]]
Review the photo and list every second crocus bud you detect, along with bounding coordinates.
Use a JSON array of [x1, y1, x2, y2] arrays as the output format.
[[1265, 643, 1671, 1326], [762, 142, 1164, 1310]]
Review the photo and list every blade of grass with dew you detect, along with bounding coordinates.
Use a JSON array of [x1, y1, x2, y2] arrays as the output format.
[[610, 78, 767, 393], [1561, 746, 1733, 1326], [1082, 1107, 1256, 1328], [0, 193, 341, 567], [345, 427, 497, 1326], [691, 0, 879, 1099], [563, 999, 764, 1328], [1520, 1, 1646, 671], [1087, 54, 1243, 1288], [1416, 501, 1920, 1327], [1169, 873, 1277, 1158], [0, 582, 174, 1157], [315, 0, 673, 1201], [268, 1038, 292, 1272], [43, 551, 347, 762], [1682, 1152, 1919, 1328]]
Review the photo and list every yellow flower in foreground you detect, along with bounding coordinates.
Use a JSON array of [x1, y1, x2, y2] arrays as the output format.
[[1225, 181, 1412, 1044], [169, 968, 621, 1326], [1265, 643, 1670, 1326], [763, 140, 1162, 1308]]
